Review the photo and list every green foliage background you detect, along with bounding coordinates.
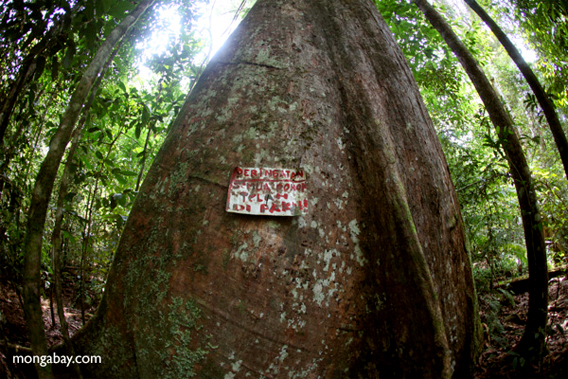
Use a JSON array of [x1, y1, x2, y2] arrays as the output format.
[[377, 0, 567, 290], [0, 0, 566, 334]]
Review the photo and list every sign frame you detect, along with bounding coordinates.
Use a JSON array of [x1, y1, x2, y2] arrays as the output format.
[[226, 167, 308, 216]]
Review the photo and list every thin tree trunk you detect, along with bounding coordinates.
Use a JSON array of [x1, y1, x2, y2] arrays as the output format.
[[4, 85, 51, 189], [80, 181, 97, 326], [21, 2, 157, 377], [48, 285, 55, 328], [413, 0, 548, 361], [0, 1, 76, 146], [50, 40, 117, 377], [0, 60, 38, 144], [57, 41, 122, 333], [464, 0, 568, 180]]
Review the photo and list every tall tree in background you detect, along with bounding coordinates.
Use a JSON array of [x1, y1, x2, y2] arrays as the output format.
[[20, 1, 157, 377], [61, 0, 479, 377], [0, 1, 73, 145], [413, 0, 548, 362], [508, 0, 568, 105], [464, 0, 568, 180]]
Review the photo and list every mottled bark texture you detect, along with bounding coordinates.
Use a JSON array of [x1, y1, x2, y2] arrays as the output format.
[[66, 0, 479, 377]]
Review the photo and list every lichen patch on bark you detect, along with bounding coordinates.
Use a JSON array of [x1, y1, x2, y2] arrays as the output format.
[[69, 0, 479, 378]]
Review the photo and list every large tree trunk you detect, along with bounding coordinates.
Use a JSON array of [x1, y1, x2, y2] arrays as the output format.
[[464, 0, 568, 180], [413, 0, 548, 361], [65, 0, 479, 377]]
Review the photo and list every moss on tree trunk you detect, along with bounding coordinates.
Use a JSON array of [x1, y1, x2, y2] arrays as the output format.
[[63, 0, 480, 377]]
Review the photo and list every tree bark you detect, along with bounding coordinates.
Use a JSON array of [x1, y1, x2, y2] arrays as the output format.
[[413, 0, 549, 360], [64, 0, 479, 377], [464, 0, 568, 180], [20, 1, 157, 377]]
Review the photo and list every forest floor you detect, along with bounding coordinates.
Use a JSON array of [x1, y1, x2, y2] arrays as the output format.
[[0, 269, 98, 379], [0, 272, 567, 378], [474, 275, 568, 378]]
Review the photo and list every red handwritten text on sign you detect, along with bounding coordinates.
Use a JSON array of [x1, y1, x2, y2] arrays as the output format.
[[226, 167, 308, 216]]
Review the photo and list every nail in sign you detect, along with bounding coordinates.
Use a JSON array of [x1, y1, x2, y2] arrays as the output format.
[[226, 167, 308, 216]]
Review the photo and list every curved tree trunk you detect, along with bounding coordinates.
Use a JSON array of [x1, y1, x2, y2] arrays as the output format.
[[413, 0, 548, 361], [464, 0, 568, 180], [64, 0, 479, 377], [20, 2, 157, 377]]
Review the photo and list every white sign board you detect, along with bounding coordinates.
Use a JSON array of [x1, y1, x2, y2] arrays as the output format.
[[226, 167, 308, 216]]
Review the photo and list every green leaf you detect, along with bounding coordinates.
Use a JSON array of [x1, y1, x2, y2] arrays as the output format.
[[115, 174, 127, 185], [61, 230, 76, 243], [27, 91, 35, 109], [51, 56, 59, 79], [88, 126, 101, 133], [118, 194, 127, 206], [142, 103, 151, 126], [135, 122, 142, 139], [34, 56, 46, 80], [121, 170, 138, 176], [95, 0, 106, 17], [62, 40, 76, 69], [108, 1, 136, 19], [85, 0, 95, 19], [118, 81, 127, 94], [104, 158, 116, 167], [64, 192, 77, 202]]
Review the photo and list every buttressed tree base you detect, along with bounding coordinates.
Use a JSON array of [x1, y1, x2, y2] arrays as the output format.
[[65, 0, 480, 377]]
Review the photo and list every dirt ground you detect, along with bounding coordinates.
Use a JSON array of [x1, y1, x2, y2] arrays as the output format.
[[474, 276, 568, 378], [0, 275, 98, 379], [1, 276, 567, 378]]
